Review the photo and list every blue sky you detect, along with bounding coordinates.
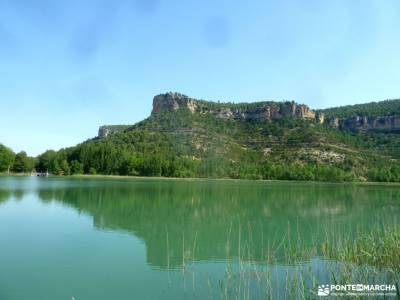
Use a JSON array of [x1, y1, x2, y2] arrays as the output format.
[[1, 0, 400, 156]]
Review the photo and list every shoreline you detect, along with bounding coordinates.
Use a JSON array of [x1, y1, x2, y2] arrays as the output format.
[[1, 172, 400, 186]]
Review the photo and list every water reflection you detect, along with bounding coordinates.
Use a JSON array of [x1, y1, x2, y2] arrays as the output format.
[[1, 177, 399, 269]]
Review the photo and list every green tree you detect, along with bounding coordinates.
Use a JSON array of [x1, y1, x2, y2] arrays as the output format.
[[36, 150, 57, 173], [70, 160, 84, 174], [60, 160, 70, 175], [0, 144, 15, 173], [12, 151, 34, 173]]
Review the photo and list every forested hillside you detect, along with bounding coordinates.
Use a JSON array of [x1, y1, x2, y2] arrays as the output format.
[[34, 95, 400, 182], [320, 99, 400, 118], [3, 94, 400, 182]]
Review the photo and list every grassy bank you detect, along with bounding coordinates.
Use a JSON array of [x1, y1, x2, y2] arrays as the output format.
[[0, 172, 34, 176]]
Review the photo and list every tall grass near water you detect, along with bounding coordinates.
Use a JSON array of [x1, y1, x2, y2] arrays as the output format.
[[167, 221, 400, 299]]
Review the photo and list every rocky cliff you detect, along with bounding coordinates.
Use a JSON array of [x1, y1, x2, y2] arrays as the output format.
[[152, 92, 318, 122], [325, 115, 400, 133], [151, 92, 400, 133], [98, 125, 130, 138], [98, 93, 400, 138]]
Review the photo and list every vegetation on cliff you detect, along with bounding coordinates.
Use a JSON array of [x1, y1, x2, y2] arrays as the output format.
[[35, 101, 400, 182], [3, 95, 400, 182], [319, 98, 400, 118]]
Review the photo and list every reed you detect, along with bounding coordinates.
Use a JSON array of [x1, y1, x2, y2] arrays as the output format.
[[177, 222, 400, 299]]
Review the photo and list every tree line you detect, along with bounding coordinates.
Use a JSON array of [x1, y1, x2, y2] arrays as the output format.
[[0, 144, 35, 173], [2, 141, 399, 182], [2, 107, 400, 183]]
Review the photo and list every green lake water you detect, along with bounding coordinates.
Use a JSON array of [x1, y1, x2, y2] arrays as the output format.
[[0, 176, 399, 299]]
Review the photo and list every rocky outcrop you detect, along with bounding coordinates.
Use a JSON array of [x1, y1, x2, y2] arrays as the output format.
[[326, 117, 340, 128], [98, 126, 111, 138], [98, 125, 131, 138], [152, 92, 317, 122], [151, 92, 400, 133], [331, 115, 400, 133], [152, 92, 197, 114], [316, 112, 325, 124]]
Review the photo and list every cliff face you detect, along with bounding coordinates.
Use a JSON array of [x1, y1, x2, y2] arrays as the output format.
[[328, 115, 400, 133], [151, 92, 400, 133], [152, 92, 317, 122], [98, 125, 131, 138], [95, 93, 400, 138]]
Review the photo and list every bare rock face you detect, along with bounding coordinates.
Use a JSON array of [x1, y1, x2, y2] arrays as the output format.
[[151, 92, 400, 133], [152, 92, 197, 114], [341, 115, 400, 132], [217, 108, 234, 119], [98, 126, 111, 138], [152, 93, 317, 122], [316, 112, 325, 124], [278, 101, 315, 119], [326, 117, 340, 128], [296, 104, 316, 119], [321, 114, 400, 132], [231, 106, 271, 121], [98, 125, 131, 138]]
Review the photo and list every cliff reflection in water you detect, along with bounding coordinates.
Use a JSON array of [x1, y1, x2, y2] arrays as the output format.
[[2, 178, 400, 268]]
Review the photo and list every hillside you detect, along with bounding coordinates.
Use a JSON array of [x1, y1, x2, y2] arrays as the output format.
[[319, 99, 400, 118], [36, 93, 400, 182]]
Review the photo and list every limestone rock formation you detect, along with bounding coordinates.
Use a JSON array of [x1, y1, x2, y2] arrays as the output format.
[[152, 92, 197, 114], [98, 126, 111, 138], [97, 93, 400, 137], [339, 115, 400, 132], [98, 125, 131, 138], [152, 92, 317, 122]]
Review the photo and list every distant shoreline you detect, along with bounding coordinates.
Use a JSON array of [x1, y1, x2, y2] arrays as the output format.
[[1, 173, 400, 185]]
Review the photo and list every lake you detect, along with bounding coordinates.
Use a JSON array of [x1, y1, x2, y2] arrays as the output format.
[[0, 176, 399, 299]]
